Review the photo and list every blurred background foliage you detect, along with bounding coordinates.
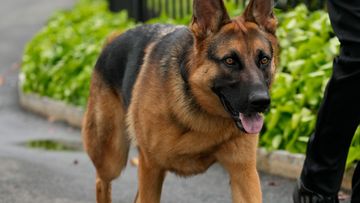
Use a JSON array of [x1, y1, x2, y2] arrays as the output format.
[[21, 0, 360, 168]]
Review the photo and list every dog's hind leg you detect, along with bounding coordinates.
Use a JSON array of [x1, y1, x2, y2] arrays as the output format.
[[95, 173, 112, 203], [83, 71, 130, 203]]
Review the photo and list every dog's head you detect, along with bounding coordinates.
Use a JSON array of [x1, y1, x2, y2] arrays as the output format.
[[187, 0, 278, 134]]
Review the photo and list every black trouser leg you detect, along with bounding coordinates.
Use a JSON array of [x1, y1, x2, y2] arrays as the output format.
[[352, 164, 360, 202], [300, 47, 360, 196]]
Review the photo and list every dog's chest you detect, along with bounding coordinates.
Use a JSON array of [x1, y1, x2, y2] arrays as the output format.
[[158, 130, 239, 176], [164, 152, 216, 176]]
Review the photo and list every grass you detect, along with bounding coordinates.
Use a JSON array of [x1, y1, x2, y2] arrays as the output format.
[[26, 139, 82, 151]]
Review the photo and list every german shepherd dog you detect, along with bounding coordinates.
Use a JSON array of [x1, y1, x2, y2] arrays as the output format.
[[83, 0, 278, 202]]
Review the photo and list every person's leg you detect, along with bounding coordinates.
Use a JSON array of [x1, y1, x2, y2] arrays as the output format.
[[299, 48, 360, 197], [293, 1, 360, 202], [352, 164, 360, 202]]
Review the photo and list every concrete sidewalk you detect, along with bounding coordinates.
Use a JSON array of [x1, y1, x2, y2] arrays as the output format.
[[0, 0, 351, 202]]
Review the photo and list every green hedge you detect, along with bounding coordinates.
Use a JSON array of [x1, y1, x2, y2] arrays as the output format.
[[21, 0, 359, 167], [22, 0, 135, 106]]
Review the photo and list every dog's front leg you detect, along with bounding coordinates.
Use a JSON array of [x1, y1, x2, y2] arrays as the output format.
[[135, 148, 166, 203], [227, 166, 261, 203], [215, 135, 262, 203]]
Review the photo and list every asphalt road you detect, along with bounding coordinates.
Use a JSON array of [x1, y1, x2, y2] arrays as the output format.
[[0, 0, 351, 203]]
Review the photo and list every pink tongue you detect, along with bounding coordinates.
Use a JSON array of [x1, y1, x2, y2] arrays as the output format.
[[239, 113, 264, 134]]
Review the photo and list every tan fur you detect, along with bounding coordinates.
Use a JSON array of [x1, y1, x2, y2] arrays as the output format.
[[105, 31, 122, 47], [83, 1, 278, 202], [82, 71, 129, 203]]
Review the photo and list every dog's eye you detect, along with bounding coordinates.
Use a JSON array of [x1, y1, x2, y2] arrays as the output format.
[[260, 57, 270, 66], [224, 57, 236, 66]]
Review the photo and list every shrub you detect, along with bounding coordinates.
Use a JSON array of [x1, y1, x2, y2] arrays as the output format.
[[21, 0, 134, 106]]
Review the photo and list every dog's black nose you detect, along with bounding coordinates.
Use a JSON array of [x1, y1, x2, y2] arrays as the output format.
[[249, 91, 270, 112]]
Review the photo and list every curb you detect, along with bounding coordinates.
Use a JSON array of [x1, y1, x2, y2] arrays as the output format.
[[18, 87, 355, 191], [257, 148, 355, 191], [18, 90, 84, 129]]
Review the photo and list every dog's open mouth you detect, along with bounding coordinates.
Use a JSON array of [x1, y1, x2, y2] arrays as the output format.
[[218, 93, 264, 134]]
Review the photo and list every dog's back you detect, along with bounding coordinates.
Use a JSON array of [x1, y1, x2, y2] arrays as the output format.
[[94, 24, 188, 107]]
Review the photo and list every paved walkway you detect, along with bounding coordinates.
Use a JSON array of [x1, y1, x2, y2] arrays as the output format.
[[0, 0, 351, 202]]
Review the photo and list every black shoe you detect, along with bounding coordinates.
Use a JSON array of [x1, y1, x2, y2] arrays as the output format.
[[293, 180, 339, 203]]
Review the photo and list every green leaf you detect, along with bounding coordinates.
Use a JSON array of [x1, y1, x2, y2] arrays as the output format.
[[272, 135, 283, 149], [346, 146, 360, 169]]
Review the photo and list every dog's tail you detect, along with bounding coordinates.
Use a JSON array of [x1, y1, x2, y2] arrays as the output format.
[[82, 70, 130, 203]]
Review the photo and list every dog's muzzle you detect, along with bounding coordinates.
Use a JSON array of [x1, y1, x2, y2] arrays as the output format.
[[215, 91, 269, 134]]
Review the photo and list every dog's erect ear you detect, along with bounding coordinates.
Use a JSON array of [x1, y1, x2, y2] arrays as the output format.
[[243, 0, 277, 34], [190, 0, 231, 39]]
